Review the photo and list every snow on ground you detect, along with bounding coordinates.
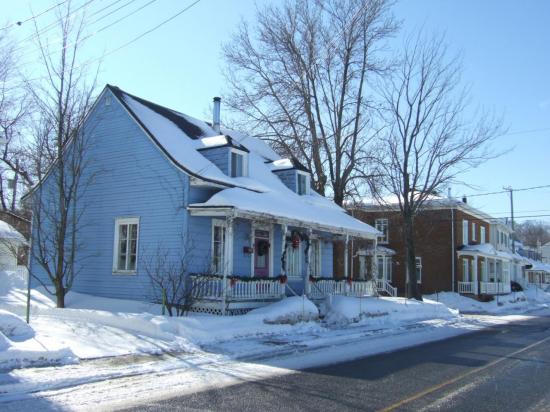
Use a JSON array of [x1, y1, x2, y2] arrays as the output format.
[[425, 285, 550, 315], [323, 295, 458, 325]]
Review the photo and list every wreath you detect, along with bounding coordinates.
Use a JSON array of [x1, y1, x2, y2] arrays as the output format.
[[257, 240, 270, 256]]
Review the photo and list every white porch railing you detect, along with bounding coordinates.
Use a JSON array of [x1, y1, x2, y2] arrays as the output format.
[[458, 281, 475, 294], [375, 279, 398, 297], [480, 282, 511, 295], [190, 275, 286, 301], [306, 278, 377, 299]]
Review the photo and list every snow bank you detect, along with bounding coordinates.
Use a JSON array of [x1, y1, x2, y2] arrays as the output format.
[[247, 296, 319, 324], [0, 309, 34, 340], [324, 295, 458, 325], [425, 288, 550, 314]]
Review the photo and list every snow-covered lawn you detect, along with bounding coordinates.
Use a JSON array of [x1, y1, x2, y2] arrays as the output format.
[[2, 269, 550, 410]]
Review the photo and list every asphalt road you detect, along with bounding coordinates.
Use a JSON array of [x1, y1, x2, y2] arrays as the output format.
[[124, 314, 550, 411]]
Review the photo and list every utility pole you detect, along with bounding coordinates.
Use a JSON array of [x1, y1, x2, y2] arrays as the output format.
[[504, 186, 515, 253]]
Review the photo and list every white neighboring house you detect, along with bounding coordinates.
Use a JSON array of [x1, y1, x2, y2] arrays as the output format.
[[0, 220, 26, 271]]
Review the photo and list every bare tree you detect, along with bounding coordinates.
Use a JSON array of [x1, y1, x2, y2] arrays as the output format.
[[26, 2, 100, 308], [0, 34, 31, 211], [515, 220, 550, 248], [371, 34, 502, 300], [223, 0, 397, 205]]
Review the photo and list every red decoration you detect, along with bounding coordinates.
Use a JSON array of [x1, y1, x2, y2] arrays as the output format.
[[346, 277, 352, 286], [230, 278, 237, 287], [309, 275, 316, 283], [279, 275, 288, 284]]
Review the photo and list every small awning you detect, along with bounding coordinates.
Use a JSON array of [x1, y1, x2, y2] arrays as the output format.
[[357, 246, 396, 256]]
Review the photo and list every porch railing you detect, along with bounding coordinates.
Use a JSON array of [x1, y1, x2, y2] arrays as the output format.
[[375, 279, 398, 297], [190, 274, 286, 301], [306, 278, 377, 299], [480, 282, 511, 295], [458, 281, 475, 294]]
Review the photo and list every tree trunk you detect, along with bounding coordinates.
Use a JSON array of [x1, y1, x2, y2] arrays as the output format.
[[55, 283, 66, 308]]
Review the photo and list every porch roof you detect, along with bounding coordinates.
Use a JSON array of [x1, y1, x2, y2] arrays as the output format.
[[188, 188, 379, 239], [457, 243, 516, 261], [357, 245, 396, 256], [525, 259, 550, 274]]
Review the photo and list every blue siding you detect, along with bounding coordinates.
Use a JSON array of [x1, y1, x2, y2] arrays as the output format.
[[199, 147, 229, 175], [30, 89, 190, 301], [273, 169, 297, 192]]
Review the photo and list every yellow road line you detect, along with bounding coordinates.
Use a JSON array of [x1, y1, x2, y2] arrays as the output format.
[[379, 334, 550, 412]]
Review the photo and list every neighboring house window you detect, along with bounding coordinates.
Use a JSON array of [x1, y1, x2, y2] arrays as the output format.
[[462, 220, 469, 245], [114, 218, 139, 273], [212, 221, 226, 274], [375, 218, 389, 244], [297, 172, 309, 195], [310, 238, 321, 276], [415, 257, 422, 283], [230, 150, 247, 177], [377, 256, 392, 281], [480, 226, 486, 243], [472, 223, 477, 241], [287, 242, 301, 277]]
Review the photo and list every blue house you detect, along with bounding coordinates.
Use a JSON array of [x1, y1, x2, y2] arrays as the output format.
[[29, 85, 380, 314]]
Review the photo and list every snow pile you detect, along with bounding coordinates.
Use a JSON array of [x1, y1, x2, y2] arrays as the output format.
[[324, 295, 458, 325], [247, 296, 319, 324], [0, 221, 25, 243], [0, 309, 34, 340], [425, 288, 550, 314], [0, 269, 26, 296]]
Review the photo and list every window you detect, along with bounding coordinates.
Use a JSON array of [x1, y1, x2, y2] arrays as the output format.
[[297, 172, 309, 195], [480, 226, 486, 243], [377, 256, 392, 281], [212, 221, 226, 274], [472, 223, 477, 241], [415, 257, 422, 283], [310, 238, 321, 276], [462, 258, 470, 282], [462, 220, 469, 245], [375, 218, 389, 244], [113, 218, 139, 273], [230, 150, 247, 177], [377, 256, 384, 280], [287, 242, 301, 277]]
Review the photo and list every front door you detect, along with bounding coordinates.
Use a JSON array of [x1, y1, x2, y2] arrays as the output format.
[[254, 230, 270, 277]]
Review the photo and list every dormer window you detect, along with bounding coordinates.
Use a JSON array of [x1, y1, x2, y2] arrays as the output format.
[[230, 149, 247, 177], [297, 171, 309, 195]]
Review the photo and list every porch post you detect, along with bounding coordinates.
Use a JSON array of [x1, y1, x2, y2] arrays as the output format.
[[344, 234, 349, 279], [305, 228, 313, 292], [222, 216, 234, 316], [473, 255, 478, 295], [281, 224, 287, 276]]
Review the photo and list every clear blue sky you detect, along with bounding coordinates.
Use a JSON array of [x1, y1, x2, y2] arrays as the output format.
[[3, 0, 549, 222]]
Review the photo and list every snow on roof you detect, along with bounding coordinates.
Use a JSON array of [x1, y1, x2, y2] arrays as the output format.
[[189, 187, 378, 238], [108, 85, 377, 238], [357, 245, 395, 256], [458, 243, 527, 262], [199, 135, 228, 148], [0, 221, 25, 243]]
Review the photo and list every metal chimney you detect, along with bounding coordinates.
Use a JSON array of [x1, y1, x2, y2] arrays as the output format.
[[462, 195, 467, 204], [212, 97, 221, 133], [447, 187, 452, 199]]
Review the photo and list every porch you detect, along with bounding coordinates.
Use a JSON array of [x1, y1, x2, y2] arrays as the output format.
[[186, 206, 380, 314], [457, 245, 512, 296]]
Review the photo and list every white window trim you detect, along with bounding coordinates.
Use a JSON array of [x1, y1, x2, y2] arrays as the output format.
[[375, 218, 389, 244], [310, 235, 322, 277], [250, 223, 274, 278], [462, 220, 469, 245], [212, 219, 227, 275], [229, 148, 248, 178], [415, 256, 422, 283], [480, 226, 486, 244], [286, 240, 302, 279], [472, 222, 477, 241], [296, 170, 310, 195], [113, 217, 140, 275]]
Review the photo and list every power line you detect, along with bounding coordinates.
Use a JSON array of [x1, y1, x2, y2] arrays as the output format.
[[464, 184, 550, 198], [15, 0, 155, 69], [0, 0, 70, 32]]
